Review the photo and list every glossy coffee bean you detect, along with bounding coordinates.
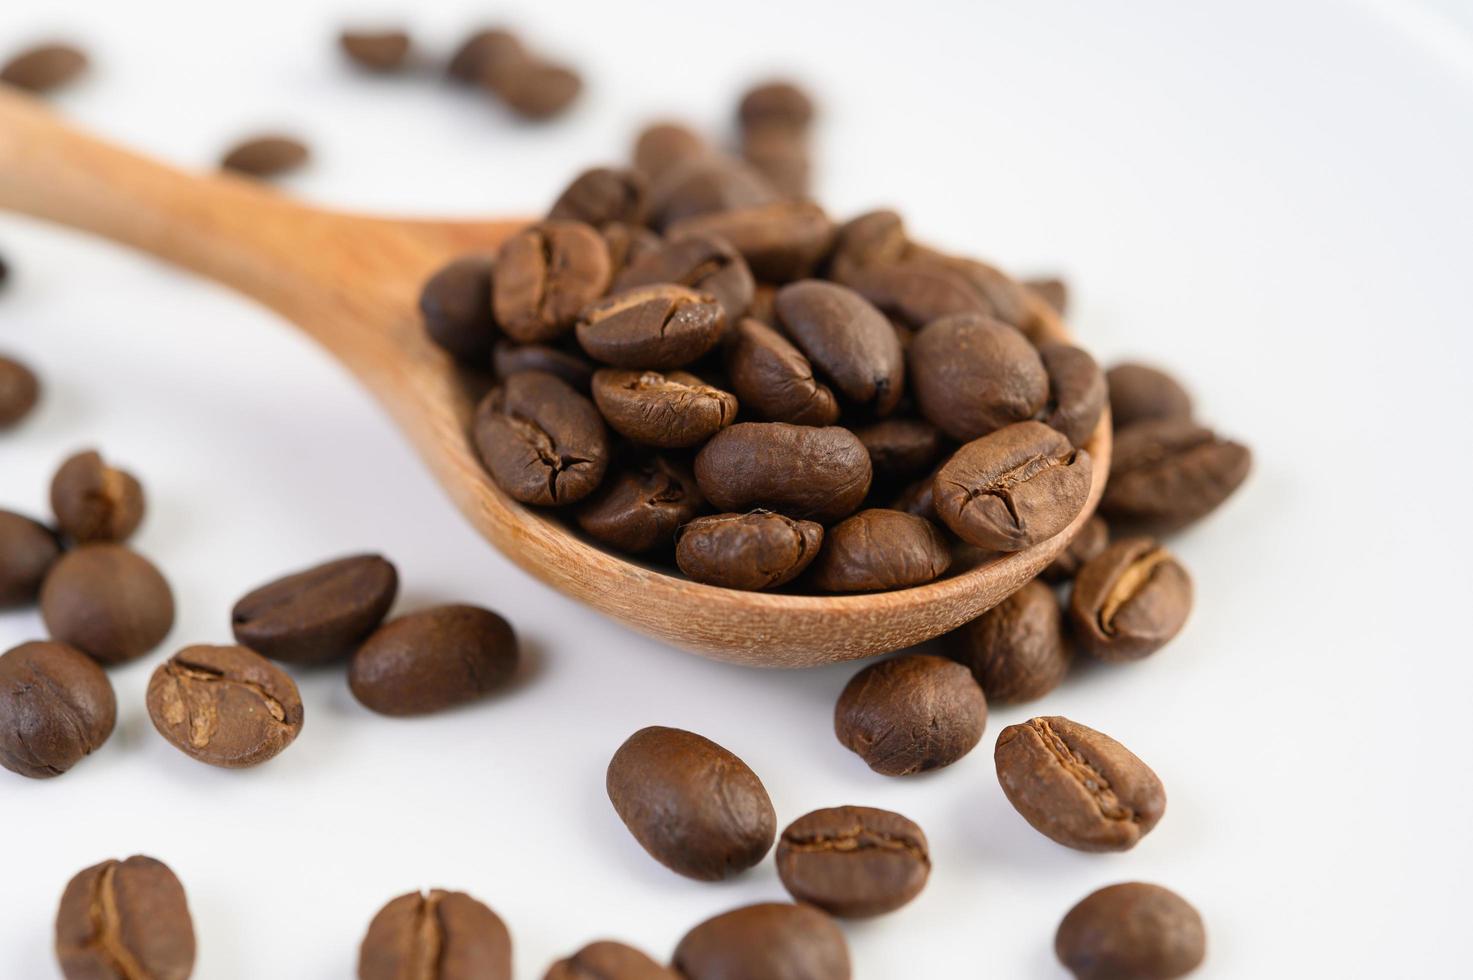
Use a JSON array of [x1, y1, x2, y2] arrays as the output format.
[[339, 30, 411, 71], [1105, 362, 1193, 430], [221, 134, 309, 177], [1027, 277, 1069, 315], [910, 313, 1047, 441], [673, 903, 851, 980], [1056, 883, 1206, 980], [0, 509, 60, 606], [577, 285, 726, 369], [1039, 342, 1107, 447], [695, 423, 871, 524], [447, 28, 525, 85], [809, 509, 951, 593], [854, 418, 943, 481], [0, 353, 40, 427], [55, 855, 195, 980], [549, 167, 648, 226], [496, 61, 583, 119], [420, 255, 497, 362], [1102, 419, 1251, 532], [724, 318, 840, 426], [775, 279, 904, 414], [675, 511, 823, 591], [350, 605, 518, 716], [147, 644, 304, 768], [1042, 514, 1109, 583], [544, 940, 679, 980], [995, 715, 1165, 852], [0, 641, 115, 778], [828, 210, 908, 281], [2, 42, 88, 93], [576, 456, 703, 554], [668, 201, 834, 282], [473, 371, 609, 506], [738, 81, 815, 130], [1069, 538, 1192, 662], [41, 545, 175, 665], [231, 554, 398, 664], [836, 257, 993, 329], [600, 221, 663, 279], [834, 653, 986, 776], [946, 579, 1069, 704], [647, 155, 779, 228], [591, 368, 737, 448], [631, 122, 707, 180], [50, 449, 146, 544], [614, 233, 755, 324], [493, 221, 611, 343], [359, 889, 512, 980], [493, 340, 595, 392], [607, 726, 776, 880], [775, 805, 930, 918]]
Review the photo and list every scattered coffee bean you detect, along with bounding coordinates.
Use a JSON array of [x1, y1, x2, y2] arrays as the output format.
[[0, 509, 60, 606], [349, 604, 518, 716], [775, 805, 930, 918], [231, 553, 398, 664], [40, 544, 175, 665], [1038, 342, 1107, 447], [473, 370, 609, 506], [1069, 537, 1192, 662], [494, 221, 611, 343], [497, 61, 583, 119], [834, 653, 986, 776], [147, 644, 304, 768], [614, 233, 755, 324], [994, 715, 1166, 852], [675, 511, 823, 591], [854, 418, 943, 481], [1105, 362, 1193, 430], [599, 221, 663, 279], [632, 122, 707, 180], [1042, 514, 1109, 583], [576, 285, 726, 369], [0, 641, 115, 779], [723, 318, 840, 426], [695, 423, 871, 523], [55, 855, 195, 980], [1, 42, 88, 93], [420, 255, 496, 363], [591, 369, 737, 448], [668, 201, 834, 281], [1102, 419, 1251, 531], [946, 579, 1070, 703], [549, 168, 648, 226], [1056, 882, 1206, 980], [494, 340, 595, 391], [50, 449, 145, 544], [447, 28, 525, 86], [607, 726, 775, 880], [808, 509, 951, 592], [673, 903, 851, 980], [775, 279, 904, 414], [576, 456, 703, 554], [359, 889, 512, 980], [339, 29, 412, 72], [1026, 277, 1069, 315], [647, 155, 780, 228], [221, 134, 309, 178], [0, 353, 41, 427], [544, 940, 679, 980], [910, 313, 1047, 441]]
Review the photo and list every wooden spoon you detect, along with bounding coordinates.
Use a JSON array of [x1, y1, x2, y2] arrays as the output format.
[[0, 87, 1110, 667]]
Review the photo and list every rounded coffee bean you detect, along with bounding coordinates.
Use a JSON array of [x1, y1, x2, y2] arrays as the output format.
[[1042, 514, 1109, 583], [497, 61, 583, 119], [231, 553, 398, 664], [775, 805, 930, 918], [339, 29, 411, 71], [548, 167, 648, 226], [724, 318, 840, 426], [1027, 276, 1069, 315], [1069, 537, 1192, 662], [41, 544, 175, 665], [576, 284, 726, 369], [946, 579, 1069, 704], [675, 511, 822, 591], [994, 715, 1166, 852], [147, 644, 304, 768], [544, 941, 679, 980], [1039, 342, 1107, 447], [50, 449, 146, 543], [775, 279, 905, 414], [349, 604, 518, 716], [55, 855, 195, 980], [695, 423, 871, 524], [668, 201, 835, 281], [600, 221, 663, 278], [1056, 883, 1206, 980], [493, 340, 595, 391], [576, 456, 703, 554], [933, 421, 1092, 552], [606, 726, 776, 880], [473, 371, 609, 506], [809, 509, 951, 593], [0, 353, 40, 427], [910, 313, 1047, 441], [359, 889, 512, 980], [420, 254, 496, 363], [738, 80, 815, 130], [854, 418, 943, 481], [614, 233, 755, 324], [828, 209, 909, 281], [591, 368, 737, 449], [1102, 419, 1251, 532], [0, 509, 61, 606], [447, 28, 525, 85], [221, 134, 309, 177], [931, 254, 1032, 328], [0, 641, 115, 778], [493, 220, 611, 343], [647, 155, 779, 228], [673, 903, 850, 980], [632, 121, 707, 180], [834, 653, 986, 776], [2, 42, 88, 93], [1106, 362, 1193, 430]]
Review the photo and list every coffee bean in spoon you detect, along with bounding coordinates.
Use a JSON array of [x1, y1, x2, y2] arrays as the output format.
[[419, 255, 496, 363], [349, 604, 518, 716], [576, 455, 703, 555], [55, 855, 195, 980], [807, 509, 951, 593], [473, 370, 609, 507], [591, 368, 737, 449], [1038, 342, 1107, 447], [494, 220, 611, 343], [339, 29, 412, 72], [854, 418, 943, 481], [675, 511, 823, 591], [220, 134, 310, 178], [359, 889, 512, 980], [834, 653, 986, 776], [910, 312, 1047, 441], [0, 353, 40, 427], [599, 221, 663, 280], [631, 121, 707, 181], [775, 805, 930, 918], [548, 167, 648, 226], [1041, 513, 1109, 583], [673, 903, 850, 980], [646, 155, 780, 229], [493, 340, 596, 392], [40, 544, 175, 665], [231, 553, 398, 665], [147, 644, 304, 768], [0, 641, 115, 779], [667, 200, 835, 282], [614, 233, 755, 324], [576, 285, 726, 370], [0, 509, 61, 607], [1, 42, 88, 93], [1105, 362, 1194, 430], [723, 318, 840, 426], [946, 578, 1070, 704], [50, 449, 145, 544], [774, 279, 905, 415], [544, 940, 680, 980], [1056, 882, 1207, 980], [694, 423, 871, 524], [1069, 537, 1192, 662]]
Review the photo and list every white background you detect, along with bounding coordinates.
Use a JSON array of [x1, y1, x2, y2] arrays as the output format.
[[2, 1, 1470, 976]]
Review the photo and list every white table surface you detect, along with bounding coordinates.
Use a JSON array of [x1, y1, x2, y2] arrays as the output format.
[[2, 1, 1470, 976]]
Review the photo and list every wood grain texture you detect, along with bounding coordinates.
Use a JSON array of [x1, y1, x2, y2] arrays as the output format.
[[0, 86, 1110, 667]]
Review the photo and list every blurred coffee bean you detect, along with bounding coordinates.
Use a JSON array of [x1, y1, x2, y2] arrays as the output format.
[[41, 544, 174, 665], [221, 135, 309, 178], [1069, 537, 1192, 662], [1041, 514, 1109, 583], [1105, 362, 1193, 430], [549, 168, 647, 226], [1026, 276, 1069, 315], [632, 121, 707, 180], [599, 221, 662, 279], [946, 579, 1070, 703], [50, 449, 145, 544], [349, 604, 518, 716], [668, 201, 834, 282], [544, 941, 679, 980], [676, 511, 823, 591], [420, 255, 497, 363], [647, 155, 779, 228], [0, 354, 40, 427], [808, 509, 951, 593], [147, 644, 304, 768], [0, 509, 60, 607], [447, 28, 525, 86], [493, 340, 596, 392], [834, 653, 986, 776], [496, 61, 582, 119], [673, 903, 850, 980], [1, 42, 88, 93], [0, 641, 115, 779], [737, 81, 815, 130], [828, 210, 908, 281], [231, 553, 398, 664], [339, 29, 411, 72]]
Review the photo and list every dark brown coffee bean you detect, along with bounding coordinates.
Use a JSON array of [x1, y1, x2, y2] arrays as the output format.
[[910, 314, 1047, 441], [1042, 514, 1109, 583], [928, 254, 1031, 328], [607, 726, 776, 880], [220, 134, 309, 177], [420, 255, 497, 363], [447, 28, 525, 86], [339, 30, 411, 72], [741, 125, 810, 200], [549, 168, 648, 226], [834, 653, 986, 775], [41, 545, 174, 665], [359, 889, 512, 980], [146, 644, 304, 768], [349, 604, 518, 716], [614, 233, 755, 324], [723, 318, 840, 426], [891, 468, 939, 522], [576, 456, 703, 554], [776, 805, 929, 918], [647, 155, 780, 228], [673, 903, 850, 980], [668, 201, 834, 282], [0, 353, 40, 427], [473, 371, 609, 506], [675, 511, 823, 591], [774, 279, 904, 414], [995, 715, 1165, 852], [544, 941, 679, 980], [809, 509, 951, 593], [496, 61, 582, 119], [49, 449, 145, 544], [1057, 883, 1206, 980], [1069, 537, 1192, 662], [738, 81, 815, 130], [854, 419, 943, 481], [576, 285, 725, 369], [0, 509, 60, 607], [592, 368, 737, 448], [836, 258, 992, 329], [2, 42, 88, 93], [231, 554, 398, 664], [947, 579, 1069, 704], [828, 210, 909, 281], [600, 221, 663, 279], [493, 221, 611, 343], [695, 423, 871, 524], [1027, 276, 1069, 315], [747, 283, 778, 324], [493, 341, 595, 392], [55, 856, 195, 980], [1102, 420, 1251, 532], [631, 122, 707, 180], [1039, 342, 1107, 447], [0, 641, 115, 778], [933, 421, 1092, 552], [1105, 362, 1193, 430]]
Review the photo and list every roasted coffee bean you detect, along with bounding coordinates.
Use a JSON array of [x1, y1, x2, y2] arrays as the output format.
[[675, 511, 822, 591], [673, 903, 851, 980], [1026, 276, 1069, 315], [647, 155, 779, 228], [576, 285, 725, 369], [493, 340, 595, 391], [741, 125, 810, 200], [0, 641, 115, 778], [1102, 420, 1251, 531], [607, 726, 776, 880], [420, 255, 496, 363], [147, 644, 304, 768], [447, 28, 525, 86], [775, 279, 904, 414], [930, 254, 1031, 328], [776, 805, 930, 918], [55, 855, 195, 980], [350, 604, 518, 716], [724, 318, 840, 426], [1069, 537, 1192, 662], [891, 468, 939, 522], [221, 134, 309, 177], [359, 889, 512, 980], [1039, 342, 1107, 447], [231, 554, 398, 664], [1105, 362, 1193, 430], [576, 456, 703, 554], [50, 449, 145, 544], [738, 81, 815, 130], [0, 353, 40, 427], [493, 221, 611, 343], [549, 168, 648, 226], [591, 369, 737, 448], [614, 233, 755, 324], [1, 42, 88, 93], [1042, 514, 1109, 583], [809, 509, 951, 593], [339, 30, 411, 72], [747, 283, 778, 324], [600, 221, 663, 279], [995, 715, 1165, 852], [837, 258, 994, 329], [669, 201, 834, 282], [910, 313, 1047, 441], [947, 579, 1069, 703], [0, 509, 60, 606], [631, 121, 707, 180], [545, 941, 679, 980], [834, 653, 986, 776], [695, 423, 871, 524], [828, 210, 908, 281], [1056, 883, 1206, 980], [932, 421, 1092, 552], [496, 60, 583, 119], [473, 371, 609, 506], [854, 418, 942, 481], [41, 544, 174, 665]]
